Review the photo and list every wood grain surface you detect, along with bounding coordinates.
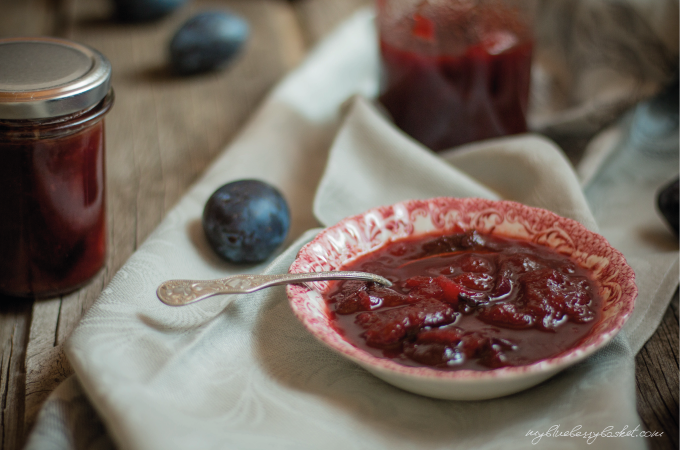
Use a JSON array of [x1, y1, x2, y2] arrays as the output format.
[[0, 0, 677, 449]]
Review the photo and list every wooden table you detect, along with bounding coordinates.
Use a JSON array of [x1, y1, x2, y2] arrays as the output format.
[[0, 1, 677, 449]]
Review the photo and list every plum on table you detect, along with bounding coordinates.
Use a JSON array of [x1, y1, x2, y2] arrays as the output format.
[[170, 11, 249, 75], [202, 180, 290, 264]]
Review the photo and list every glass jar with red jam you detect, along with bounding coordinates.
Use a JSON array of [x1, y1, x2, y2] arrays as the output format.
[[377, 0, 534, 151], [0, 37, 113, 298]]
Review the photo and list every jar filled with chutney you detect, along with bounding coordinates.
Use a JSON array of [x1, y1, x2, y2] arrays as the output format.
[[377, 0, 535, 151], [0, 37, 114, 297]]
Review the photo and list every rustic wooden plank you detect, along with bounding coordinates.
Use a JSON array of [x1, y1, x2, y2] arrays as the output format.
[[636, 288, 679, 450], [291, 0, 370, 47], [20, 0, 306, 439], [24, 297, 62, 433], [1, 3, 62, 448], [0, 299, 32, 450], [0, 0, 56, 37]]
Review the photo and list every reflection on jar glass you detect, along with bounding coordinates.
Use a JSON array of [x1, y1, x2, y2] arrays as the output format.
[[0, 37, 114, 298], [377, 0, 535, 151]]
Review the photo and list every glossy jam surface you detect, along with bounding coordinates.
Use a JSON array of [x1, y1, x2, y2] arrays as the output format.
[[378, 4, 533, 151], [325, 231, 602, 371], [0, 95, 112, 297]]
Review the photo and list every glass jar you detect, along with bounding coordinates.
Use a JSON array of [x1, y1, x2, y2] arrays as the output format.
[[377, 0, 535, 151], [0, 37, 113, 298]]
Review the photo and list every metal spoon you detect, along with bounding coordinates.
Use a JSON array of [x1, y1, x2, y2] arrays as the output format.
[[156, 271, 391, 306]]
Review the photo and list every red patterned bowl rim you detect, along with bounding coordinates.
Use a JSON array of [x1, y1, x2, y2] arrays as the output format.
[[286, 197, 637, 381]]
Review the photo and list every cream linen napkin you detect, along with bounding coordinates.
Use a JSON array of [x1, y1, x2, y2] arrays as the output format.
[[26, 6, 678, 450]]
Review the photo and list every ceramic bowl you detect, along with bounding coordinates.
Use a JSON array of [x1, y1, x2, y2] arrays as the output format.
[[286, 198, 637, 400]]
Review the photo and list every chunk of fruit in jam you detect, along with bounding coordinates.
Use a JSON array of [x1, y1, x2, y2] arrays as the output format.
[[404, 325, 517, 368], [418, 230, 490, 257], [477, 302, 535, 329], [451, 272, 494, 291], [328, 280, 409, 314], [478, 268, 594, 331], [523, 269, 594, 326], [455, 253, 495, 274], [355, 298, 457, 348]]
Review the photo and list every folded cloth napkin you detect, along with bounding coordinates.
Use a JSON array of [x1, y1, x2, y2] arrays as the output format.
[[529, 0, 678, 143], [26, 6, 678, 450]]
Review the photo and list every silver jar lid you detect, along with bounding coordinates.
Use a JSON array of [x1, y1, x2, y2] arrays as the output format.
[[0, 37, 112, 120]]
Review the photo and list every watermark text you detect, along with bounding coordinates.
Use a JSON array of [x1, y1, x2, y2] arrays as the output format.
[[526, 425, 664, 445]]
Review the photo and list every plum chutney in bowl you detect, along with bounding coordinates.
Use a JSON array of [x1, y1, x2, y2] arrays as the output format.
[[326, 231, 601, 371], [286, 198, 637, 400]]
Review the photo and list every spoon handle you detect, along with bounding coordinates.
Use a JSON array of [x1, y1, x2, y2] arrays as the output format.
[[156, 271, 391, 306]]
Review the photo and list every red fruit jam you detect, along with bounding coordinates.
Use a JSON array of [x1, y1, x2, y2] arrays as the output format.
[[0, 93, 113, 297], [325, 231, 602, 371], [378, 3, 533, 151]]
